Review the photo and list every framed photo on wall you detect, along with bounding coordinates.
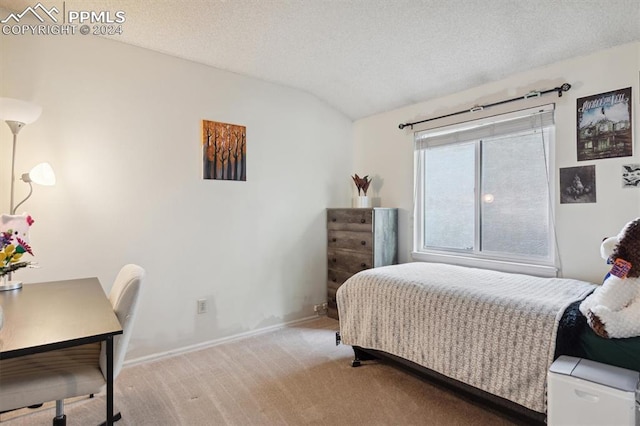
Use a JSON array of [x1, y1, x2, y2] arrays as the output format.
[[622, 164, 640, 188], [560, 165, 596, 204], [576, 87, 632, 161]]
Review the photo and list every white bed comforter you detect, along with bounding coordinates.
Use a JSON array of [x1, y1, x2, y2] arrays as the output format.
[[337, 262, 596, 413]]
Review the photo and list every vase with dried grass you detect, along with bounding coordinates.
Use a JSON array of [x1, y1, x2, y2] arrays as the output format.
[[351, 174, 372, 208]]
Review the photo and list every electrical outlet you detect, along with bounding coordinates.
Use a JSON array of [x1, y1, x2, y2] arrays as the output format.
[[197, 299, 207, 314], [314, 303, 328, 316]]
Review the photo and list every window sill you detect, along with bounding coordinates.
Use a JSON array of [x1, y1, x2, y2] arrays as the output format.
[[411, 251, 558, 278]]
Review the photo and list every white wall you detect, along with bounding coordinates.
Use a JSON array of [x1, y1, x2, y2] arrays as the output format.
[[354, 42, 640, 283], [0, 31, 353, 359]]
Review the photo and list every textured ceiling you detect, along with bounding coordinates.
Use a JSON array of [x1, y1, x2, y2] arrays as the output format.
[[1, 0, 639, 120]]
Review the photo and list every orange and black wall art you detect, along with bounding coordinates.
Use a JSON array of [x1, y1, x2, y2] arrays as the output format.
[[202, 120, 246, 181]]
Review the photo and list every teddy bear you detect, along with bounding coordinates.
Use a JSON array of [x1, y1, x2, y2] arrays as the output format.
[[579, 217, 640, 338], [0, 213, 33, 243]]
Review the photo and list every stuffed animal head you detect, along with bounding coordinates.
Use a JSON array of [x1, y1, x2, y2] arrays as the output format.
[[0, 214, 33, 244], [601, 218, 640, 278]]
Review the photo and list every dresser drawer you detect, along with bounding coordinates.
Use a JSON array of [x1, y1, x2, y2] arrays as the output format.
[[327, 230, 373, 253], [327, 208, 372, 231], [327, 269, 354, 293], [328, 249, 372, 274]]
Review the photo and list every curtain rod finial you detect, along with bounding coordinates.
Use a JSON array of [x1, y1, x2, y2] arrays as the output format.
[[557, 83, 572, 97]]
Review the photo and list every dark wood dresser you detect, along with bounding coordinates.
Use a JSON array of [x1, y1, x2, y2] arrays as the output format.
[[326, 208, 398, 319]]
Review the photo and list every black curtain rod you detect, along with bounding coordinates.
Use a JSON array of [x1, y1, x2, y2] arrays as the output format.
[[398, 83, 571, 130]]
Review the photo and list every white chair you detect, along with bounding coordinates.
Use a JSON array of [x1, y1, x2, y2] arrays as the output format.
[[0, 264, 145, 425]]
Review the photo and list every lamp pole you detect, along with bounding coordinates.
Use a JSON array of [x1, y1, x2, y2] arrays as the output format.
[[5, 120, 26, 215]]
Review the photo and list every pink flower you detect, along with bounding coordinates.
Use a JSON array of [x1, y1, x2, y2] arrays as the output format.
[[16, 238, 33, 256]]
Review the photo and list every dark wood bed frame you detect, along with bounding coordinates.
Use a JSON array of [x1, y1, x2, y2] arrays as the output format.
[[340, 334, 546, 425]]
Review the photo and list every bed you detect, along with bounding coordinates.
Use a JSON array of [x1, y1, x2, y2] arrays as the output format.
[[336, 262, 640, 422]]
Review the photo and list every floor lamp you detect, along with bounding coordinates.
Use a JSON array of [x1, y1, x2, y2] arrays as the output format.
[[0, 97, 53, 291], [0, 97, 43, 211]]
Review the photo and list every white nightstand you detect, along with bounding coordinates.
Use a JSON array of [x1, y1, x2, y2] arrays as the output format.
[[548, 356, 639, 426]]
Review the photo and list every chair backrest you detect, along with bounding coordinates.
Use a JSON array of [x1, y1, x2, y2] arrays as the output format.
[[99, 264, 145, 380]]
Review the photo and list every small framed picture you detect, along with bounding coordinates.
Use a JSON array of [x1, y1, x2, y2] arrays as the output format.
[[560, 165, 596, 204], [622, 164, 640, 188]]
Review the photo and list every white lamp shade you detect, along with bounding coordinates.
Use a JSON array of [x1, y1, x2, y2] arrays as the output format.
[[28, 162, 56, 186], [0, 97, 42, 124]]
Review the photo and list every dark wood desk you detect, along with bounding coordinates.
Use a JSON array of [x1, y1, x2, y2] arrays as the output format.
[[0, 277, 123, 425]]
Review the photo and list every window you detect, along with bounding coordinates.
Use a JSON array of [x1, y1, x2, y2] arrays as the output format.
[[413, 105, 557, 277]]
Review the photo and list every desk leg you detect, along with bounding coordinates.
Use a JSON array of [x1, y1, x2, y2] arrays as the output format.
[[106, 335, 114, 426]]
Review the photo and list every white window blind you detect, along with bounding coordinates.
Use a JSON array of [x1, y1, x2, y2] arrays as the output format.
[[415, 107, 555, 148]]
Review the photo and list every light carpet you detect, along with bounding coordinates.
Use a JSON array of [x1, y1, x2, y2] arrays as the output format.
[[1, 317, 523, 425]]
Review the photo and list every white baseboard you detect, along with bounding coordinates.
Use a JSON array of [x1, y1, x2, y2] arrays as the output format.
[[123, 315, 320, 367]]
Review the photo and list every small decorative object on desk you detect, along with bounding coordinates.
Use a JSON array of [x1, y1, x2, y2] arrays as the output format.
[[0, 213, 35, 291], [351, 174, 372, 208]]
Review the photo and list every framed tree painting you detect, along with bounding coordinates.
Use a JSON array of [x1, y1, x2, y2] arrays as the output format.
[[577, 87, 632, 161], [202, 120, 246, 181]]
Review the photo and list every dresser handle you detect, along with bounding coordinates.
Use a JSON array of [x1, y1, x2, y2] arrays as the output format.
[[360, 263, 366, 268], [332, 278, 337, 282], [361, 241, 366, 245], [332, 218, 337, 222], [360, 219, 366, 223], [332, 238, 337, 242], [332, 258, 337, 262]]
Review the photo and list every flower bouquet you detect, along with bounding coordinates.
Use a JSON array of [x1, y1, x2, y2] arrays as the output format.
[[0, 214, 35, 284], [0, 230, 33, 277]]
